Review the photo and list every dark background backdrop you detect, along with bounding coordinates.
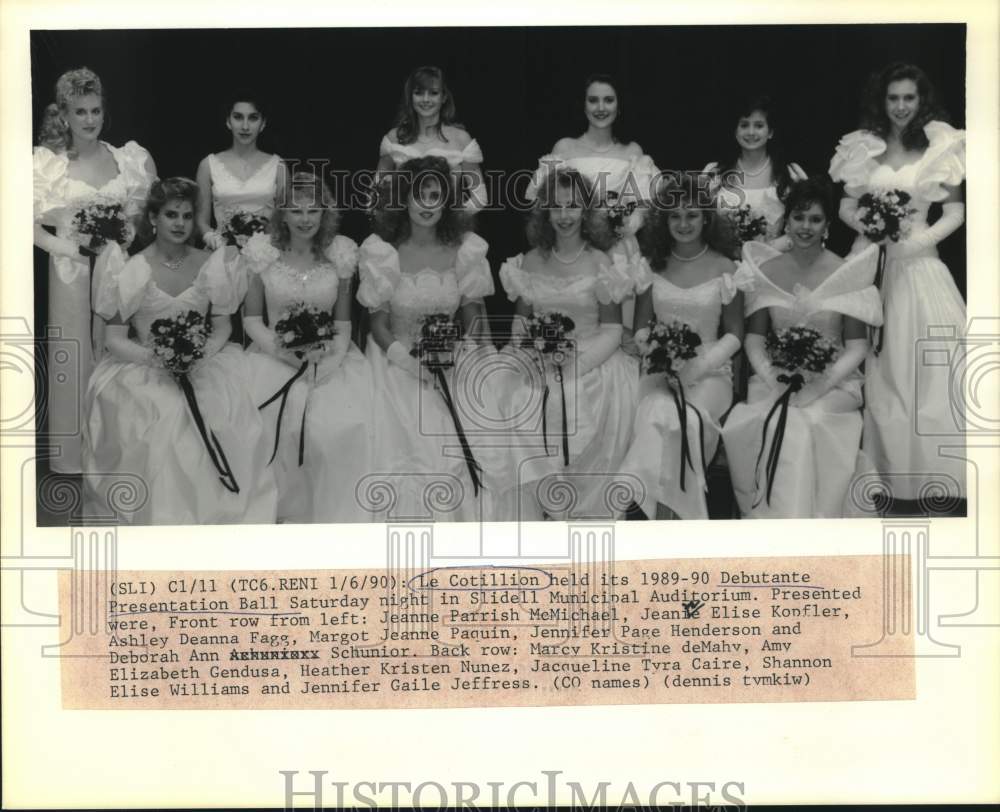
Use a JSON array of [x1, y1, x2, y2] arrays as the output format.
[[31, 24, 966, 331]]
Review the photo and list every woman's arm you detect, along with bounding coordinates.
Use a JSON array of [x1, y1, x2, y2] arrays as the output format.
[[195, 156, 218, 246], [33, 224, 83, 258], [460, 300, 491, 345], [795, 316, 869, 407], [204, 313, 232, 358], [743, 308, 779, 388], [630, 287, 654, 355], [104, 314, 155, 365], [370, 309, 419, 377]]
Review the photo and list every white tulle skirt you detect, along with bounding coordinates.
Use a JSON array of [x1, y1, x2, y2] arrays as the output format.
[[82, 344, 277, 524], [863, 251, 967, 500], [722, 375, 864, 519], [247, 344, 375, 523], [621, 371, 732, 520]]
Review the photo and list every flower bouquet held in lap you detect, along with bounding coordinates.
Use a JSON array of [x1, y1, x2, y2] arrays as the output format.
[[149, 310, 239, 493], [641, 319, 704, 491]]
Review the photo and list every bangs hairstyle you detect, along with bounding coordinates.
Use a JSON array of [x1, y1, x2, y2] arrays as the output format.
[[38, 67, 105, 156], [781, 176, 836, 223], [270, 170, 341, 259], [639, 171, 734, 269], [860, 62, 949, 151], [526, 167, 614, 254], [138, 177, 200, 247], [393, 66, 461, 146], [371, 156, 468, 247]]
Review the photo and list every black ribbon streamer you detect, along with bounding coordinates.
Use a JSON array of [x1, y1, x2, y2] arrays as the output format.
[[177, 373, 240, 494], [667, 374, 708, 492], [752, 372, 804, 508], [871, 244, 886, 356], [431, 366, 483, 496], [258, 360, 309, 466], [556, 366, 570, 466]]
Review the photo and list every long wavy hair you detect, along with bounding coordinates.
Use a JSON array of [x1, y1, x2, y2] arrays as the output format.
[[859, 62, 949, 151], [137, 177, 200, 247], [37, 67, 105, 157], [715, 93, 793, 201], [392, 66, 463, 146], [639, 171, 733, 271], [526, 166, 614, 254], [781, 176, 836, 224], [371, 156, 468, 247], [270, 169, 342, 260]]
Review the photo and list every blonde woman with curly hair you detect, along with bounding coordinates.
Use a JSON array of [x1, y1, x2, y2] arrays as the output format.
[[33, 67, 157, 474]]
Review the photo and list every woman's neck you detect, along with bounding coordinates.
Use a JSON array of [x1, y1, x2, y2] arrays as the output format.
[[583, 127, 615, 150], [553, 232, 585, 257], [417, 116, 441, 139], [73, 138, 101, 159], [738, 145, 769, 169], [231, 141, 259, 159], [790, 242, 824, 268], [155, 238, 188, 263], [671, 239, 707, 260], [287, 237, 314, 259], [407, 222, 439, 246]]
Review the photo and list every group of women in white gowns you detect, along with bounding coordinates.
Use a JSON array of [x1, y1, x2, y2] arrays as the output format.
[[34, 60, 966, 524]]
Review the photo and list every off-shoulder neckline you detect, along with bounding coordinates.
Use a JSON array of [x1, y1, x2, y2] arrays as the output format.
[[750, 244, 877, 299]]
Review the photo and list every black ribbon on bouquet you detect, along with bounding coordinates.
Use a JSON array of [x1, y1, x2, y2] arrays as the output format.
[[258, 360, 310, 467], [430, 366, 483, 496], [752, 371, 804, 508], [667, 373, 707, 493], [80, 243, 100, 357], [870, 244, 887, 356], [177, 373, 240, 494]]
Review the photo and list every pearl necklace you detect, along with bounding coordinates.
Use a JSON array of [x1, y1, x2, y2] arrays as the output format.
[[552, 243, 586, 265], [670, 245, 708, 262], [738, 155, 771, 178]]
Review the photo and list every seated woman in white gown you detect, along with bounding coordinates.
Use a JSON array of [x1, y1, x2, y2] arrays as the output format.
[[360, 156, 504, 522], [196, 90, 282, 251], [525, 73, 659, 332], [702, 93, 807, 256], [620, 172, 744, 520], [376, 66, 487, 209], [722, 178, 882, 519], [500, 165, 647, 520], [243, 173, 372, 523], [829, 62, 966, 510], [83, 178, 277, 524], [241, 171, 374, 523]]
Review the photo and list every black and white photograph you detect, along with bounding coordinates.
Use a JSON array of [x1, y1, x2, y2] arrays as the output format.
[[29, 24, 969, 526]]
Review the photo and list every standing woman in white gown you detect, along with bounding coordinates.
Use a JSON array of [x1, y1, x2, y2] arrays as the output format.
[[241, 171, 373, 523], [722, 178, 882, 519], [829, 62, 966, 509], [703, 94, 807, 256], [376, 66, 487, 210], [196, 91, 282, 251], [83, 178, 277, 524], [527, 73, 659, 332], [619, 172, 744, 520], [360, 157, 502, 522], [33, 67, 156, 474]]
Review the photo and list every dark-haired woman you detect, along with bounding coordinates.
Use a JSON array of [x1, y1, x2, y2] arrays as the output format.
[[196, 92, 282, 251], [619, 173, 744, 520], [829, 62, 966, 506], [241, 171, 371, 523], [360, 157, 502, 521], [376, 66, 486, 209], [527, 74, 659, 332], [83, 179, 277, 524], [500, 166, 647, 520], [721, 179, 882, 519], [33, 67, 157, 474], [703, 94, 807, 255]]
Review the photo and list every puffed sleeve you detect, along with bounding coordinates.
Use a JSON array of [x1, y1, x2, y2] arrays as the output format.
[[378, 134, 393, 157], [914, 121, 966, 202], [198, 246, 246, 315], [628, 154, 660, 202], [93, 248, 151, 322], [33, 146, 70, 224], [720, 271, 740, 305], [498, 254, 531, 304], [325, 234, 359, 280], [240, 232, 280, 275], [357, 234, 401, 310], [455, 232, 494, 301], [595, 250, 647, 305], [828, 130, 886, 197], [525, 153, 566, 202], [460, 138, 484, 164], [116, 141, 156, 217]]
